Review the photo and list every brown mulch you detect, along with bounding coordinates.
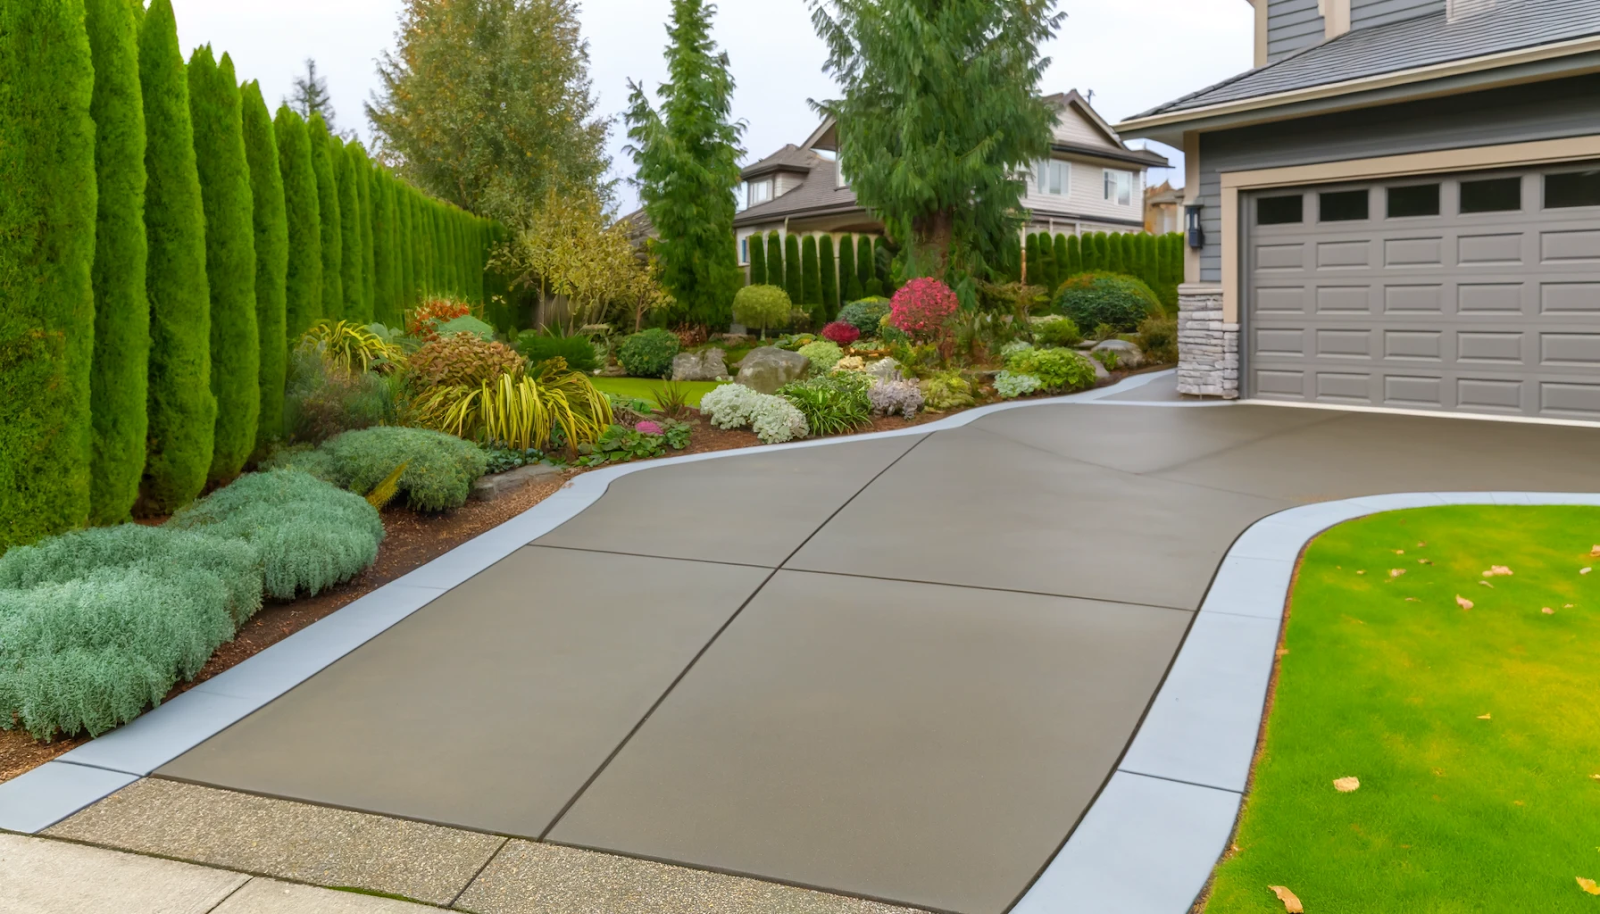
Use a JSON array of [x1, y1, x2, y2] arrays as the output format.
[[0, 372, 1163, 783]]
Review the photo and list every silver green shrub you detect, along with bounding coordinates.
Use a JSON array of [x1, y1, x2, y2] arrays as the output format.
[[310, 427, 488, 512]]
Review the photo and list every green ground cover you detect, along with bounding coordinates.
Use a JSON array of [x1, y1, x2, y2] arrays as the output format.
[[1207, 505, 1600, 913], [590, 377, 725, 408]]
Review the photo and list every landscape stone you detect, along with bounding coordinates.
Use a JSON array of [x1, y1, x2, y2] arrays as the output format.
[[672, 349, 728, 382], [1092, 339, 1144, 368], [471, 464, 565, 502], [734, 347, 811, 394]]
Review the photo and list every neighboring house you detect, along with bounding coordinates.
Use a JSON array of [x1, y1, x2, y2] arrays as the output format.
[[733, 90, 1169, 278], [1118, 0, 1600, 420], [1145, 181, 1184, 234]]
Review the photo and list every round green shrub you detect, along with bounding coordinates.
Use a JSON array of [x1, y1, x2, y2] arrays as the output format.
[[515, 330, 599, 373], [732, 284, 792, 336], [168, 469, 383, 599], [797, 340, 844, 374], [1004, 346, 1098, 392], [617, 328, 680, 378], [1033, 315, 1082, 348], [839, 297, 891, 336], [1052, 272, 1159, 333], [322, 427, 488, 512]]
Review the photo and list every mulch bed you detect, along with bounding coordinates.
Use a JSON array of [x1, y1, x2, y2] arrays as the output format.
[[0, 373, 1159, 784]]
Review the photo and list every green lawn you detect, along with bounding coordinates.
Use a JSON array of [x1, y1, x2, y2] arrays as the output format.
[[1207, 505, 1600, 913], [589, 377, 726, 408]]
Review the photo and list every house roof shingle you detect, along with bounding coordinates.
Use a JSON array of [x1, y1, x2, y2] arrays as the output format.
[[740, 144, 818, 180], [734, 155, 859, 227]]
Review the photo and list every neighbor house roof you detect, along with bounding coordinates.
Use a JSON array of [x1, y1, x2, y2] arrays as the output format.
[[740, 144, 818, 181], [1127, 0, 1600, 124], [734, 154, 860, 228]]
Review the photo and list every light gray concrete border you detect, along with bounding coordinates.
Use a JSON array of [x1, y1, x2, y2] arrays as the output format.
[[0, 371, 1176, 835], [1010, 489, 1600, 914]]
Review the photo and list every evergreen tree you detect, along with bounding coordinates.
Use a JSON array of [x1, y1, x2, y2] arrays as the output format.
[[747, 234, 766, 286], [766, 232, 783, 293], [274, 106, 321, 341], [289, 58, 337, 131], [1024, 234, 1040, 286], [1065, 233, 1082, 277], [838, 233, 860, 302], [308, 113, 342, 322], [1, 0, 97, 549], [188, 47, 259, 482], [1109, 232, 1126, 274], [353, 144, 376, 320], [1053, 234, 1069, 287], [372, 172, 397, 326], [820, 234, 838, 319], [784, 233, 803, 305], [138, 0, 215, 513], [874, 236, 894, 294], [335, 140, 361, 321], [626, 0, 745, 327], [1086, 232, 1105, 272], [398, 184, 416, 309], [812, 1, 1063, 274], [857, 235, 874, 292], [801, 235, 822, 315], [242, 82, 287, 448], [1002, 234, 1022, 283], [1036, 234, 1056, 290], [84, 0, 149, 525]]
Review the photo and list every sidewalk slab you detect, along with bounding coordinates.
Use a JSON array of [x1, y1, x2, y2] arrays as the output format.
[[214, 878, 436, 913], [46, 779, 503, 907], [0, 832, 247, 914]]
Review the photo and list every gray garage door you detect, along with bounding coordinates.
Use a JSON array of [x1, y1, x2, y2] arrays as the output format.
[[1246, 164, 1600, 420]]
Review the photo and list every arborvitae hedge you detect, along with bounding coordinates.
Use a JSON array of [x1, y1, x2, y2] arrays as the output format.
[[857, 236, 874, 292], [354, 146, 376, 321], [308, 113, 342, 323], [1052, 235, 1069, 290], [765, 232, 782, 296], [1036, 234, 1057, 290], [372, 172, 396, 326], [0, 0, 98, 550], [838, 233, 859, 302], [1065, 234, 1082, 276], [747, 233, 766, 286], [1024, 234, 1040, 286], [241, 82, 286, 450], [188, 48, 259, 483], [801, 235, 821, 313], [84, 0, 149, 526], [784, 234, 803, 305], [398, 185, 415, 310], [334, 140, 361, 322], [819, 235, 838, 320], [139, 0, 215, 514], [274, 106, 320, 342]]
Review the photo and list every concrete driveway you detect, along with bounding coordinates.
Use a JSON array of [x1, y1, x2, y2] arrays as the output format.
[[151, 391, 1600, 914]]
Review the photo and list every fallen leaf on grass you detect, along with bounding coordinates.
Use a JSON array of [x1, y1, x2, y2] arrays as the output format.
[[1276, 648, 1290, 657], [1334, 776, 1361, 792], [1483, 565, 1513, 577], [1478, 713, 1492, 720], [1418, 558, 1433, 565], [1583, 568, 1592, 576], [1591, 545, 1600, 558], [1457, 595, 1475, 610], [1479, 581, 1494, 588], [1567, 604, 1575, 608], [1543, 607, 1556, 615], [1418, 541, 1427, 548], [1269, 885, 1305, 912], [1356, 570, 1366, 575], [1579, 877, 1600, 895], [1389, 569, 1406, 578], [1394, 549, 1406, 555], [1405, 597, 1421, 602]]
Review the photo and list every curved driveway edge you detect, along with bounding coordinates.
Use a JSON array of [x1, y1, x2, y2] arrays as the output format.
[[0, 371, 1181, 835], [1010, 489, 1600, 914]]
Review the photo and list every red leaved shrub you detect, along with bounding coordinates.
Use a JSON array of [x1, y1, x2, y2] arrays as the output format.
[[888, 278, 959, 342], [405, 298, 473, 343], [821, 321, 861, 345]]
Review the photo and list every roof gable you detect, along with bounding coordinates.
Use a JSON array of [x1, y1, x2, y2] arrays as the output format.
[[1046, 90, 1128, 151]]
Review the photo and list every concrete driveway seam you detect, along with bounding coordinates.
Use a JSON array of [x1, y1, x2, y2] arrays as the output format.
[[1009, 491, 1600, 914]]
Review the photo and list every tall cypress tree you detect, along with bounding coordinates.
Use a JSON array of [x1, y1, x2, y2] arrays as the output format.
[[838, 233, 860, 302], [1023, 233, 1040, 285], [1065, 233, 1082, 277], [84, 0, 149, 526], [334, 140, 361, 321], [856, 235, 874, 293], [354, 147, 376, 320], [625, 0, 744, 327], [802, 235, 822, 311], [747, 233, 766, 286], [188, 47, 259, 482], [242, 82, 287, 449], [308, 113, 342, 322], [1052, 234, 1069, 287], [398, 186, 416, 309], [0, 0, 97, 549], [372, 171, 396, 326], [819, 234, 838, 320], [765, 232, 782, 292], [784, 233, 803, 305], [138, 0, 214, 513], [1036, 234, 1056, 290], [1109, 232, 1126, 274], [274, 106, 321, 342]]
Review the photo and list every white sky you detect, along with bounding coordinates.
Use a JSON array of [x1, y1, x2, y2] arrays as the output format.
[[170, 0, 1254, 213]]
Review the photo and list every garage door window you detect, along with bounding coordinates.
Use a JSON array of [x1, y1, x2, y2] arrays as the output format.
[[1545, 168, 1600, 209], [1387, 183, 1440, 218], [1257, 194, 1303, 225], [1460, 176, 1521, 213], [1319, 190, 1369, 222]]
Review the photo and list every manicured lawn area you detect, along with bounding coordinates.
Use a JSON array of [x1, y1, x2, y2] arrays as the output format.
[[590, 376, 726, 407], [1207, 505, 1600, 913]]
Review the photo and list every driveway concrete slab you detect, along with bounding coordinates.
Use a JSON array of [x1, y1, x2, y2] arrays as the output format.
[[213, 879, 436, 913], [0, 832, 248, 914], [971, 402, 1337, 474], [1009, 772, 1240, 914], [457, 840, 928, 914], [535, 435, 924, 567], [1157, 410, 1600, 501], [158, 548, 770, 837], [48, 779, 504, 906], [548, 571, 1190, 914], [787, 427, 1291, 610]]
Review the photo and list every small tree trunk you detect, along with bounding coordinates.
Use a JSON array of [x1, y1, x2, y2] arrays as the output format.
[[912, 208, 956, 278]]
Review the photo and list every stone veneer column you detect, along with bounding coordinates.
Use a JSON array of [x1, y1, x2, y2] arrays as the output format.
[[1176, 283, 1239, 399]]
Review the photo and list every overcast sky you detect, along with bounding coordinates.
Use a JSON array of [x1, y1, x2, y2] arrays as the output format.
[[170, 0, 1254, 213]]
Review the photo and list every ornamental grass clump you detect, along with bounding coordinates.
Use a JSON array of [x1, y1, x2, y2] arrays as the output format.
[[414, 361, 612, 452], [168, 470, 384, 599], [868, 379, 924, 419], [887, 278, 959, 342], [778, 374, 871, 436]]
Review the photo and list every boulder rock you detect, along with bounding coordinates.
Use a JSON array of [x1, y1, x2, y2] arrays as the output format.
[[734, 346, 811, 394], [1092, 339, 1144, 368], [470, 463, 564, 502], [672, 349, 728, 382], [1082, 353, 1111, 382]]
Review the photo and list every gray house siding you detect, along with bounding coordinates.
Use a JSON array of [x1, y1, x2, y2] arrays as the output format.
[[1195, 73, 1600, 281], [1268, 0, 1326, 63], [1351, 0, 1443, 29]]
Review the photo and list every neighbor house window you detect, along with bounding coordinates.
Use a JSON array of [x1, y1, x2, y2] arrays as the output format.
[[739, 236, 750, 265], [1035, 160, 1069, 196], [747, 179, 773, 208], [1104, 169, 1133, 206]]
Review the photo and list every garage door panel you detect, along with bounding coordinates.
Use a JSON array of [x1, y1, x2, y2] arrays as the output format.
[[1247, 164, 1600, 421]]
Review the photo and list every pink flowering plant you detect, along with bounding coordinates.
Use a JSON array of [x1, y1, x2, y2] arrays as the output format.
[[887, 278, 959, 343], [634, 420, 664, 436]]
